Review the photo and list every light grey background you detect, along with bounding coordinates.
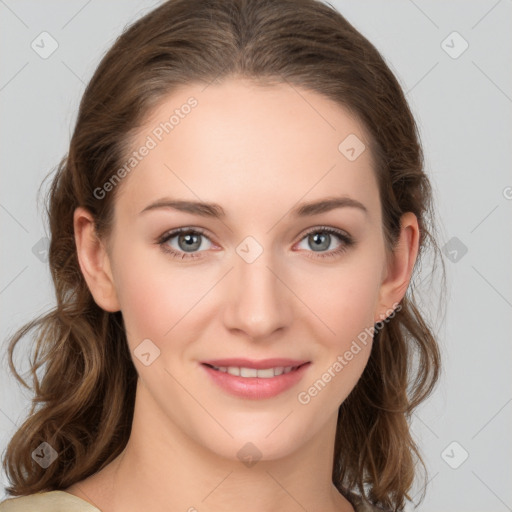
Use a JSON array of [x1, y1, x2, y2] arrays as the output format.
[[1, 1, 511, 510]]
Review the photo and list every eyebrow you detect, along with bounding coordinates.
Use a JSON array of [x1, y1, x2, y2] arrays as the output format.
[[139, 196, 368, 218]]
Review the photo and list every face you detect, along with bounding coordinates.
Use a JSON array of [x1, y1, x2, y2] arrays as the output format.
[[87, 79, 399, 461]]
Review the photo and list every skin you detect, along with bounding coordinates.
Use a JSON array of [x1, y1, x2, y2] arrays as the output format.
[[68, 78, 419, 512]]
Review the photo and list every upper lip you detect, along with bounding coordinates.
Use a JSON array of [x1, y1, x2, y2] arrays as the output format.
[[201, 358, 309, 369]]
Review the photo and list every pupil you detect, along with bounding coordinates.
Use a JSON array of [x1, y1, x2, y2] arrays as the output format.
[[311, 232, 329, 251], [180, 233, 200, 252]]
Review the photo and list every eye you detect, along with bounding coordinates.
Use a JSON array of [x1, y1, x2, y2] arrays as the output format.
[[156, 226, 355, 261], [157, 227, 213, 260], [295, 226, 354, 259]]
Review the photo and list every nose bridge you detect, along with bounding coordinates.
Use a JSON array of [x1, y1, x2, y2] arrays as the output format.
[[223, 235, 291, 337]]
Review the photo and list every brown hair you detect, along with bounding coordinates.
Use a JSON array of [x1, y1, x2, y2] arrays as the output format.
[[1, 1, 445, 510]]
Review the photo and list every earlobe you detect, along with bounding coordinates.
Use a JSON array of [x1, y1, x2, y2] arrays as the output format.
[[73, 206, 121, 313], [375, 212, 419, 323]]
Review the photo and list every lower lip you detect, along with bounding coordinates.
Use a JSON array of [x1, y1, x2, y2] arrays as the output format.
[[200, 363, 311, 400]]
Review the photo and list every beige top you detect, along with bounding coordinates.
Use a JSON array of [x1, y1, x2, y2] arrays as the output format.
[[0, 491, 100, 511], [0, 490, 389, 512]]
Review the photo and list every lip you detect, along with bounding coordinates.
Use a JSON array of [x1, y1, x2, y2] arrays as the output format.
[[201, 358, 308, 369], [200, 360, 311, 400]]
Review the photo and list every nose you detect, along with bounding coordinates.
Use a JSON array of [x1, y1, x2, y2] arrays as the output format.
[[222, 246, 293, 340]]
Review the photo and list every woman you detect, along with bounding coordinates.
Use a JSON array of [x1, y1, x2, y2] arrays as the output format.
[[0, 0, 444, 511]]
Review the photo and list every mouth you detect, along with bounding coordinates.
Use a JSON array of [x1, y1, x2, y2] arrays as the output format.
[[200, 359, 311, 400], [202, 362, 308, 378]]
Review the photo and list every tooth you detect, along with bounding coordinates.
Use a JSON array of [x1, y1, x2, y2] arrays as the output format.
[[213, 365, 303, 378], [240, 367, 258, 377], [256, 368, 275, 378]]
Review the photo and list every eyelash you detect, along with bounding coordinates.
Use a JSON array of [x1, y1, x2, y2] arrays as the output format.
[[156, 226, 354, 261]]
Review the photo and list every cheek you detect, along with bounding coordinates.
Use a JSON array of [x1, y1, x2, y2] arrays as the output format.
[[110, 243, 175, 346], [301, 255, 383, 342], [297, 269, 380, 409], [111, 243, 212, 350]]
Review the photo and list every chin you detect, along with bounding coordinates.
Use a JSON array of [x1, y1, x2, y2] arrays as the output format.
[[193, 414, 316, 465]]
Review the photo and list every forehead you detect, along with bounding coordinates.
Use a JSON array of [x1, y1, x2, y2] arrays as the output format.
[[115, 79, 380, 223]]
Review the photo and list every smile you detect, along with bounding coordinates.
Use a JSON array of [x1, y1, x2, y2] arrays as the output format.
[[200, 361, 311, 400], [205, 364, 304, 378]]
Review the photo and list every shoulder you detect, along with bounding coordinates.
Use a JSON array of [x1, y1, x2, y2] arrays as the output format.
[[345, 490, 394, 512], [0, 491, 101, 512]]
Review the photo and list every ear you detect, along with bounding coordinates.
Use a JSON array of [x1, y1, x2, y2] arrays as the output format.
[[374, 212, 419, 322], [73, 206, 121, 312]]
